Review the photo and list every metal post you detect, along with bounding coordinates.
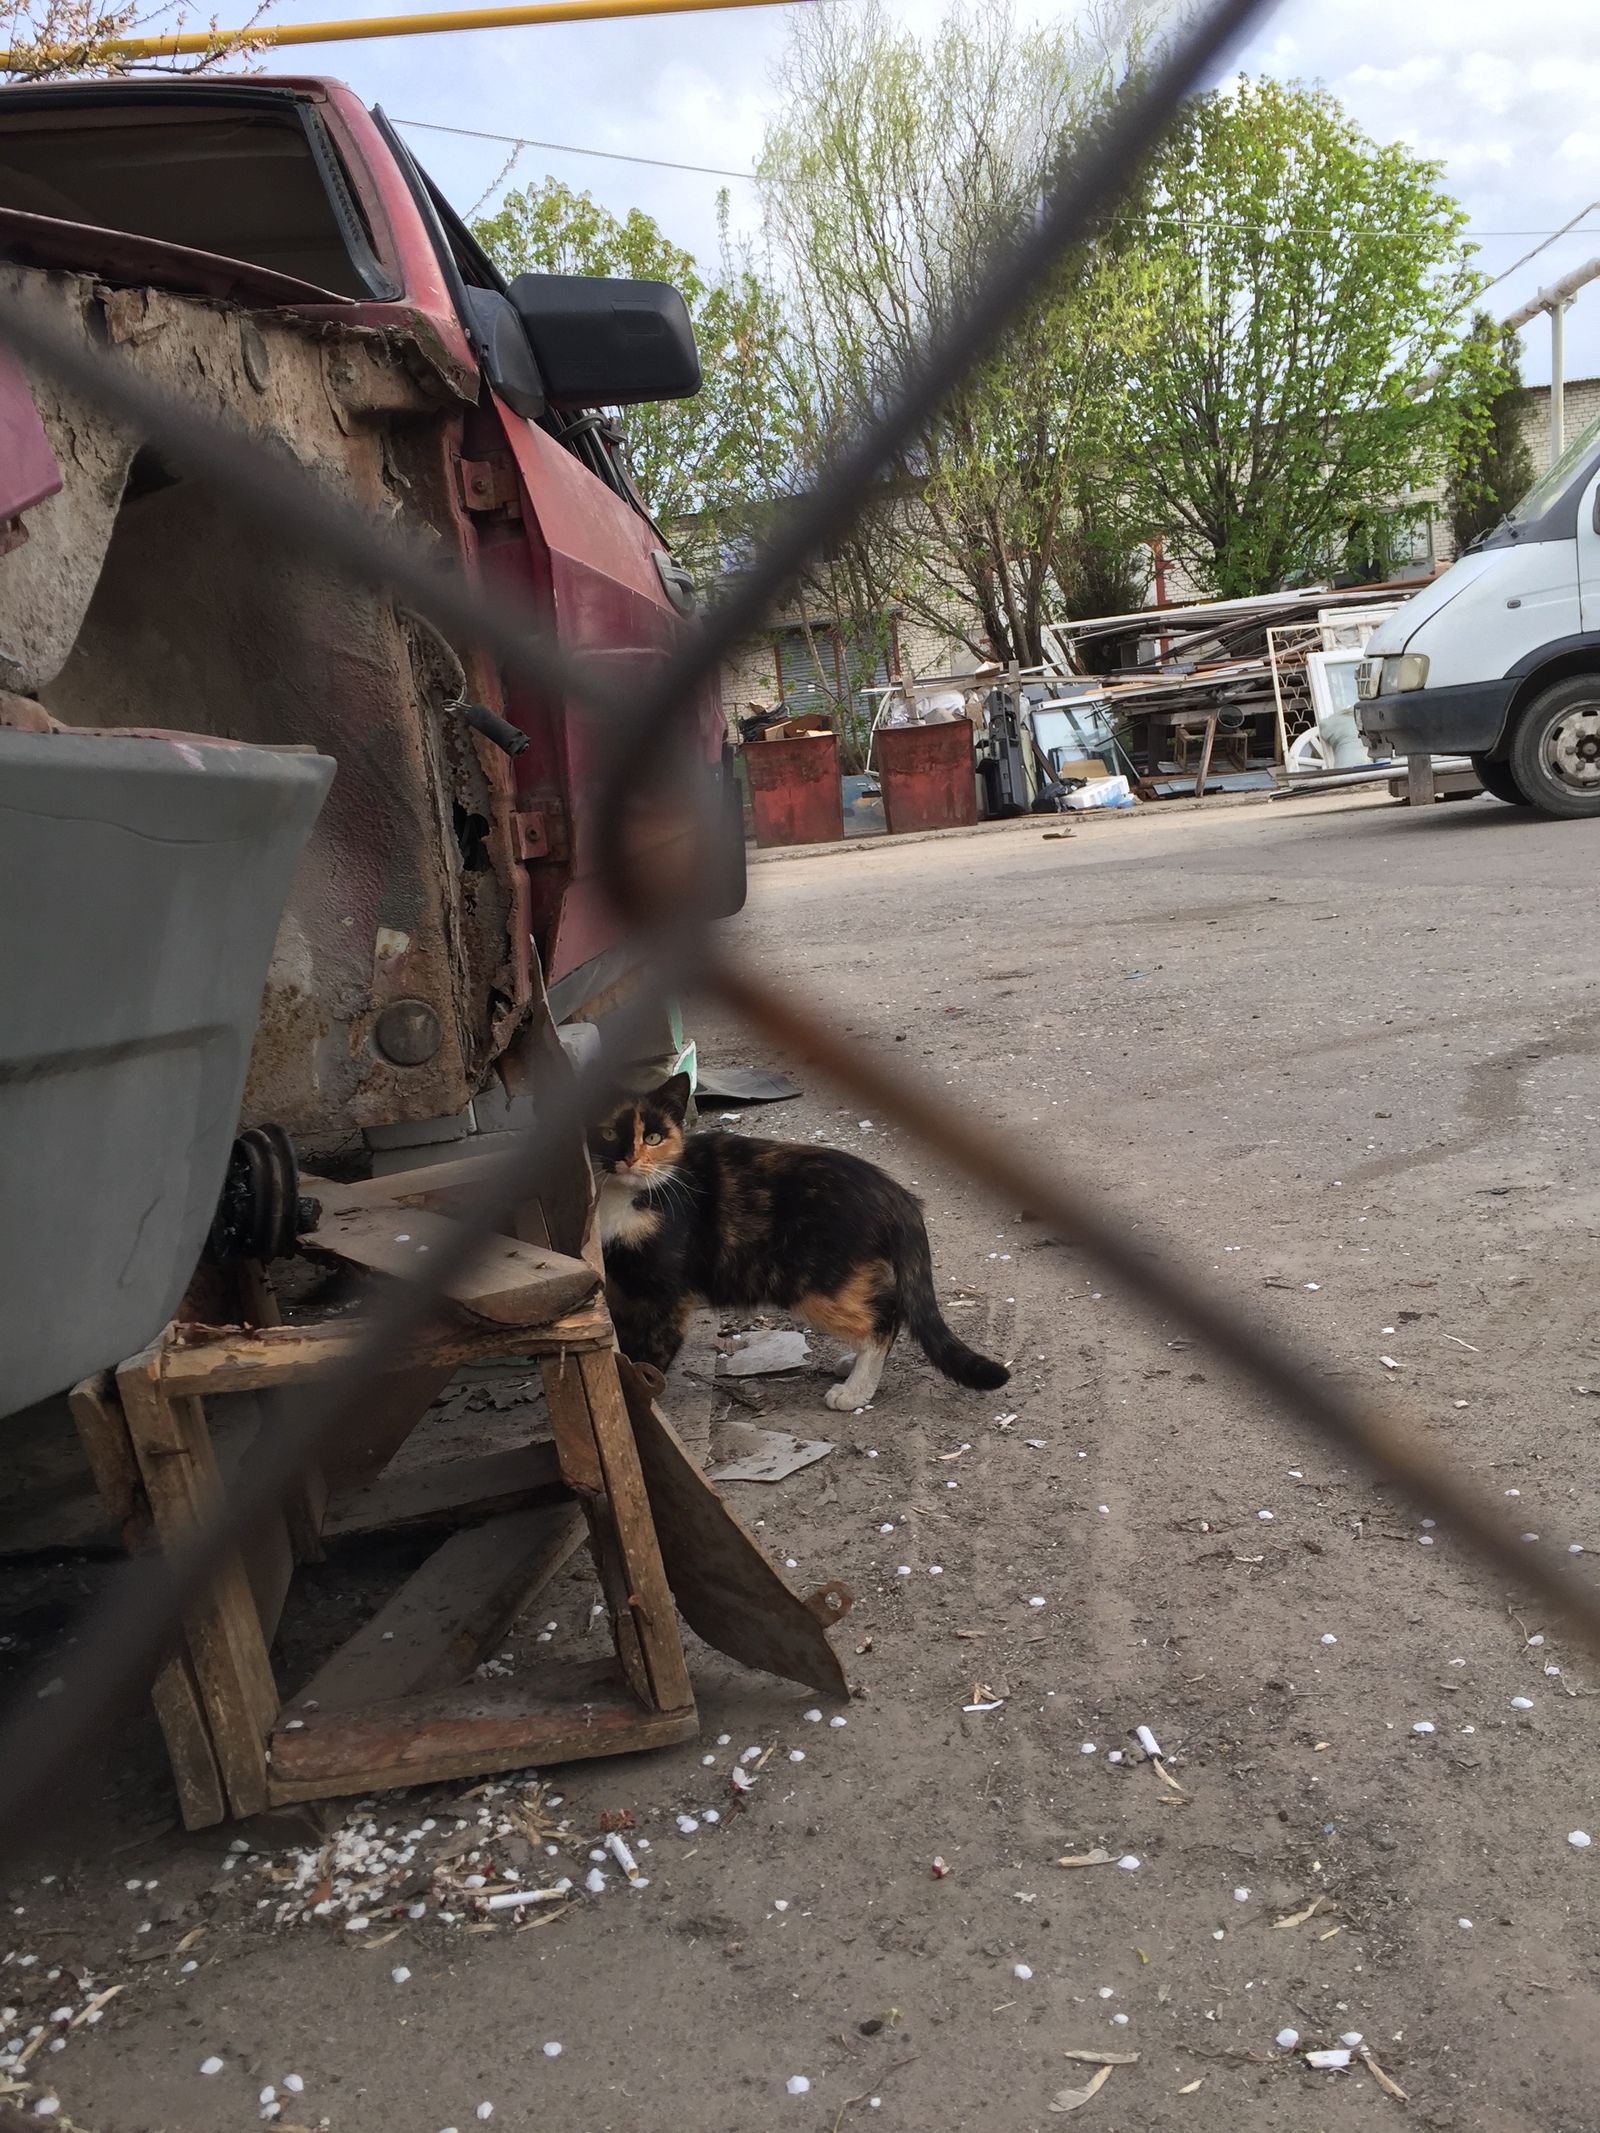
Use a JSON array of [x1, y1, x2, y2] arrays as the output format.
[[1551, 301, 1567, 465]]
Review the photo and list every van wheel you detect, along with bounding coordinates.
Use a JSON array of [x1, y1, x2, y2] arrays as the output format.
[[1470, 753, 1533, 805], [1508, 677, 1600, 816]]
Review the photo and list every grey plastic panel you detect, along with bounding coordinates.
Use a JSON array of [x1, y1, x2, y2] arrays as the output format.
[[0, 730, 333, 1418]]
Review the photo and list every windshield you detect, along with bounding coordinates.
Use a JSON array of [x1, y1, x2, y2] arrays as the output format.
[[1505, 406, 1600, 525]]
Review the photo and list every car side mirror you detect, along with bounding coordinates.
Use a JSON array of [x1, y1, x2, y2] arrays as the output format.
[[459, 286, 546, 420], [506, 275, 701, 408]]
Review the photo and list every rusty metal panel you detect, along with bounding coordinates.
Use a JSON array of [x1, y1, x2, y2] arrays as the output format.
[[616, 1357, 852, 1699]]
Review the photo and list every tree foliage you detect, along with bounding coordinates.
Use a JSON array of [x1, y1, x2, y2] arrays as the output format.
[[758, 0, 1151, 663], [473, 178, 793, 583], [1444, 311, 1535, 554], [1112, 76, 1483, 597]]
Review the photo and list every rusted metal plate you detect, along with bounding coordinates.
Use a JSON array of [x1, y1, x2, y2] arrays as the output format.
[[266, 1660, 696, 1797], [615, 1357, 852, 1699]]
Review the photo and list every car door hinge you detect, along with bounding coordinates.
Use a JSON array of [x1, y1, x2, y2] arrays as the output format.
[[454, 453, 521, 516], [511, 806, 568, 863]]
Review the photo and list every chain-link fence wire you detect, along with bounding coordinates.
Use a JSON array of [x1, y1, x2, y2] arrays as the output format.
[[2, 0, 1597, 1857]]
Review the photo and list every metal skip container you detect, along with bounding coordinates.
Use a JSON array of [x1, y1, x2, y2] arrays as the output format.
[[875, 717, 978, 835], [743, 729, 844, 847], [0, 730, 333, 1418]]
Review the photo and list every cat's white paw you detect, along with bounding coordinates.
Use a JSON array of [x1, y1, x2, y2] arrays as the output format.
[[823, 1384, 858, 1411]]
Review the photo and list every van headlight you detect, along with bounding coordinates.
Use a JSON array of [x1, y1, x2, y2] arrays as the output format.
[[1363, 652, 1430, 695]]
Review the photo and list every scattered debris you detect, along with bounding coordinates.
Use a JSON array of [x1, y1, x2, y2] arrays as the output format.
[[718, 1331, 813, 1377], [1135, 1725, 1162, 1758], [1272, 1896, 1332, 1930], [1055, 1850, 1112, 1869], [1061, 2051, 1139, 2065], [931, 1857, 951, 1878], [1361, 2049, 1407, 2099], [706, 1428, 834, 1484], [1304, 2048, 1352, 2070], [1048, 2064, 1115, 2113]]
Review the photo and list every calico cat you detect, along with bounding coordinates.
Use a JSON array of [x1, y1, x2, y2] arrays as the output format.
[[589, 1073, 1008, 1410]]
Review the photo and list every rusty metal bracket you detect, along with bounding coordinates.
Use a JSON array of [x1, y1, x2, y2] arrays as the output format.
[[511, 806, 568, 863], [453, 452, 521, 516]]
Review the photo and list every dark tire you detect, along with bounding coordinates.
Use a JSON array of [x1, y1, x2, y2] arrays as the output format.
[[1508, 676, 1600, 816], [1470, 753, 1533, 806]]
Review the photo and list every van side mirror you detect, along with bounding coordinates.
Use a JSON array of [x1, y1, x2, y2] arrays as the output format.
[[506, 275, 701, 408]]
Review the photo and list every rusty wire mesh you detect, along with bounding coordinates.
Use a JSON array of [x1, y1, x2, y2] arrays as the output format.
[[1, 0, 1596, 1855]]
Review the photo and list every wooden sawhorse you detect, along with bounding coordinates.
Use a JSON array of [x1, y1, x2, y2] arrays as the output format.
[[69, 1155, 850, 1827]]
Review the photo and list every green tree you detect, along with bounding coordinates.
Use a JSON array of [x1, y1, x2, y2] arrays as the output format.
[[1114, 76, 1483, 597], [1445, 311, 1535, 554], [758, 0, 1152, 664], [474, 179, 793, 586]]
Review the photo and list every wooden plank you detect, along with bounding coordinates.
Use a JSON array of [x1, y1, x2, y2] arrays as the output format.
[[539, 1354, 650, 1704], [1193, 714, 1217, 799], [68, 1372, 147, 1549], [157, 1294, 615, 1396], [210, 1398, 297, 1646], [284, 1503, 587, 1715], [616, 1357, 851, 1699], [322, 1442, 567, 1541], [149, 1645, 227, 1829], [69, 1372, 230, 1828], [316, 1363, 457, 1489], [299, 1191, 596, 1327], [578, 1350, 694, 1715], [116, 1344, 278, 1820], [267, 1661, 696, 1799]]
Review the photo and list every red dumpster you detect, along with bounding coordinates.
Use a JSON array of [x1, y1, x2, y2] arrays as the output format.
[[876, 718, 978, 835], [744, 731, 843, 847]]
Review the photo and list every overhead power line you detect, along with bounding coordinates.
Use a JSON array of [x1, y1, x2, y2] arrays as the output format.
[[395, 115, 755, 181]]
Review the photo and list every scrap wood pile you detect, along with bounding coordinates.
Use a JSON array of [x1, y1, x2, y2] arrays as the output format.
[[1041, 577, 1428, 798]]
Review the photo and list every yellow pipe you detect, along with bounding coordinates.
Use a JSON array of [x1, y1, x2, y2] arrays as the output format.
[[4, 0, 803, 63]]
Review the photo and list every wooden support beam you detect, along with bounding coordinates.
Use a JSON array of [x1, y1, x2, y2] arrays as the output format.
[[68, 1371, 147, 1551], [149, 1643, 227, 1829], [321, 1442, 567, 1541], [267, 1662, 697, 1801], [577, 1351, 694, 1714], [116, 1342, 279, 1820], [156, 1295, 613, 1397], [284, 1502, 586, 1716], [540, 1352, 651, 1705]]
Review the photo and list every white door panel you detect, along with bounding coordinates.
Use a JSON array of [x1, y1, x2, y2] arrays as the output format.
[[1578, 470, 1600, 631], [1413, 541, 1579, 687]]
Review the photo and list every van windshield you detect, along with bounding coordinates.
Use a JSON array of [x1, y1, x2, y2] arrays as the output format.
[[1504, 407, 1600, 526]]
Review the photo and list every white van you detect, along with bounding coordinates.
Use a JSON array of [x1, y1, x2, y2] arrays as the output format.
[[1356, 410, 1600, 814]]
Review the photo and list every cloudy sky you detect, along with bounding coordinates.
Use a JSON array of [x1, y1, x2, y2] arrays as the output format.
[[258, 0, 1600, 383]]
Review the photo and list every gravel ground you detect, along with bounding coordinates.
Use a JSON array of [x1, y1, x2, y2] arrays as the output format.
[[2, 786, 1597, 2133]]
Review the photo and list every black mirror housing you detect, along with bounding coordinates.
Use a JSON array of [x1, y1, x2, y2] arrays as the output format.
[[460, 285, 546, 419], [506, 274, 701, 408]]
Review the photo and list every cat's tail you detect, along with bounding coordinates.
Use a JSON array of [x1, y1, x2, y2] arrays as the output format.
[[898, 1219, 1010, 1392]]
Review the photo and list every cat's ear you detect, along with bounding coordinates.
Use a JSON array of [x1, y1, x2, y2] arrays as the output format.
[[658, 1071, 693, 1120]]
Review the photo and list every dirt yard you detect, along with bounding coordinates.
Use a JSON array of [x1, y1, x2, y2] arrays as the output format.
[[2, 786, 1597, 2133]]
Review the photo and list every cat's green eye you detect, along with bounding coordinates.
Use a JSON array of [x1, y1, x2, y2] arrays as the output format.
[[644, 1131, 662, 1146], [599, 1128, 615, 1142]]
